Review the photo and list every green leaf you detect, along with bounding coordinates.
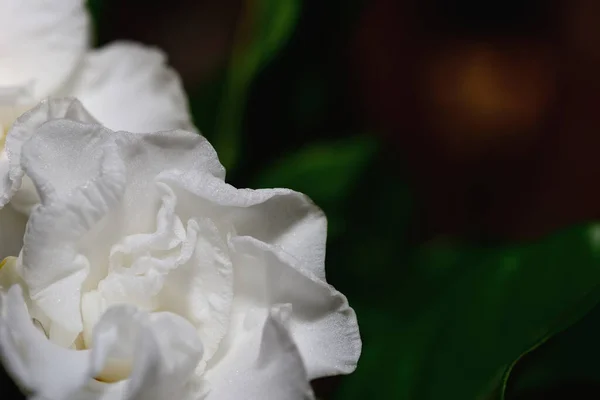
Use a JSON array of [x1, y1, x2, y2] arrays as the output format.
[[212, 0, 301, 172], [505, 291, 600, 398], [251, 135, 378, 238], [336, 224, 600, 399]]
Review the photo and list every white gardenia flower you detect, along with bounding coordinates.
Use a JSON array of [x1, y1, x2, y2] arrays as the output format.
[[0, 99, 362, 399]]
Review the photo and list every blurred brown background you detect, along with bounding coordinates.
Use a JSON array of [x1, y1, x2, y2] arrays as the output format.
[[100, 0, 600, 246], [353, 0, 600, 244]]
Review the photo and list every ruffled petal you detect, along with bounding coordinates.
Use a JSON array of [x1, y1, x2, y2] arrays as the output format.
[[90, 306, 204, 400], [205, 306, 315, 400], [155, 170, 353, 379], [160, 170, 328, 281], [1, 98, 98, 207], [228, 236, 361, 380], [0, 286, 204, 400], [18, 119, 125, 339], [0, 0, 90, 98], [83, 184, 234, 370], [0, 285, 93, 399], [114, 130, 225, 238], [62, 42, 196, 133], [156, 215, 233, 369], [0, 98, 359, 397], [5, 101, 225, 342]]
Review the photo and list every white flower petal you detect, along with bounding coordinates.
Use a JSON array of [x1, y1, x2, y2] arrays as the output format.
[[228, 236, 361, 380], [85, 183, 234, 369], [0, 99, 361, 397], [73, 130, 226, 298], [160, 170, 328, 281], [19, 119, 126, 337], [7, 105, 224, 339], [91, 306, 204, 400], [0, 258, 52, 336], [157, 216, 233, 369], [0, 0, 90, 98], [27, 129, 217, 302], [0, 286, 204, 400], [1, 98, 98, 207], [114, 130, 225, 238], [93, 183, 195, 313], [62, 42, 196, 133], [205, 306, 315, 400], [0, 285, 93, 399]]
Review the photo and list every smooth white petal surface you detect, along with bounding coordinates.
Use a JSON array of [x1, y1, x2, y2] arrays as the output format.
[[62, 42, 197, 133], [1, 98, 98, 207], [228, 236, 361, 379], [0, 0, 90, 98], [205, 306, 315, 400], [0, 258, 52, 336]]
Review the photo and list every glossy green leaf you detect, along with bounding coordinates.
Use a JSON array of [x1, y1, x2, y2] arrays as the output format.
[[252, 135, 378, 238], [212, 0, 301, 172], [505, 293, 600, 399], [336, 224, 600, 399]]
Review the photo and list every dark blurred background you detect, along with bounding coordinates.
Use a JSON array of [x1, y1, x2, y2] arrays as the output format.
[[95, 0, 600, 244], [5, 0, 600, 398]]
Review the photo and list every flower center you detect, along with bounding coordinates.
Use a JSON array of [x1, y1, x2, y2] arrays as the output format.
[[0, 85, 35, 150]]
